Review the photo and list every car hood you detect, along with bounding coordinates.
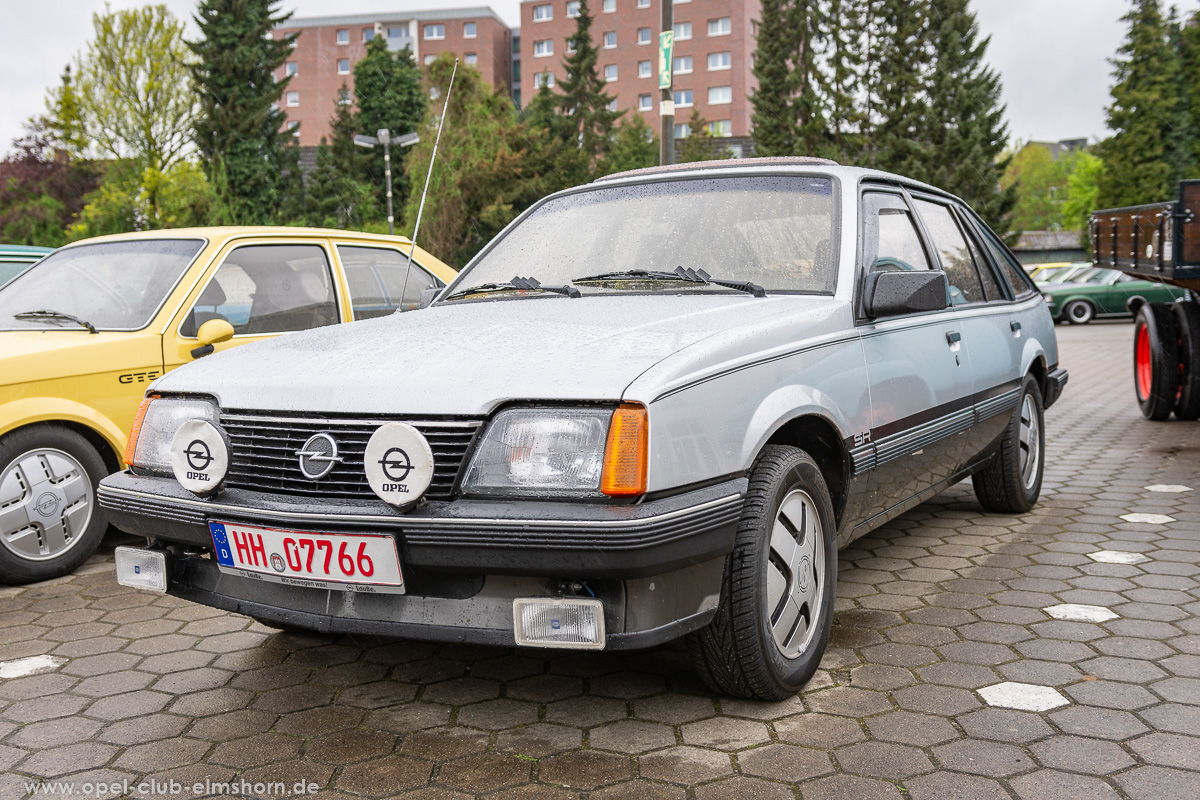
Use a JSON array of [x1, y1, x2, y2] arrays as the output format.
[[153, 294, 840, 416], [0, 330, 161, 388]]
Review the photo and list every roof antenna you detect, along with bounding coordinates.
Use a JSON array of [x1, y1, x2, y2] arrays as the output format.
[[401, 58, 458, 310]]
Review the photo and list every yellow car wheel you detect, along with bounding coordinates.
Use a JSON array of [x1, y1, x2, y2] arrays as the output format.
[[0, 425, 109, 584]]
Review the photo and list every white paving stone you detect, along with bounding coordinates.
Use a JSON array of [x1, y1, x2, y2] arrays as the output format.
[[1146, 484, 1192, 493], [0, 654, 67, 679], [1089, 550, 1151, 565], [1044, 603, 1119, 623], [979, 682, 1069, 712], [1120, 513, 1175, 525]]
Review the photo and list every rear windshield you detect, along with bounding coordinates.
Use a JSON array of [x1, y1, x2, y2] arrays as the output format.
[[0, 239, 204, 331], [455, 175, 838, 295]]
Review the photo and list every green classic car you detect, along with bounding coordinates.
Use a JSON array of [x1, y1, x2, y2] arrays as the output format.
[[1044, 267, 1186, 324], [0, 245, 52, 287]]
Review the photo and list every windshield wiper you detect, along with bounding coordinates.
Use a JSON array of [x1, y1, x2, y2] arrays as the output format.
[[443, 276, 581, 301], [574, 267, 767, 297], [14, 309, 98, 334]]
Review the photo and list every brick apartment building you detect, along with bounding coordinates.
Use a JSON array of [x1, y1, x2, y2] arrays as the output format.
[[273, 9, 512, 147], [519, 0, 760, 140]]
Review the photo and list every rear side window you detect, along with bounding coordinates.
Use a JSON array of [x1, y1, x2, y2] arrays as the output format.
[[913, 199, 984, 306], [862, 193, 931, 273], [337, 245, 441, 319], [977, 224, 1037, 299]]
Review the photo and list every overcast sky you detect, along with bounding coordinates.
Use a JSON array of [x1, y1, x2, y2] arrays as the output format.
[[2, 0, 1197, 156]]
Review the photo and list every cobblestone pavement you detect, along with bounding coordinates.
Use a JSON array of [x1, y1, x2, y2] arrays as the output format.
[[2, 322, 1199, 800]]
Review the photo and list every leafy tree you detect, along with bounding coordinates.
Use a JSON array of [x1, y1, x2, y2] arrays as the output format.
[[914, 0, 1014, 233], [751, 0, 795, 156], [600, 114, 658, 175], [1001, 144, 1075, 231], [67, 160, 220, 240], [189, 0, 297, 223], [44, 67, 88, 160], [1097, 0, 1178, 208], [73, 5, 195, 170], [555, 0, 621, 165], [0, 120, 99, 247], [1062, 150, 1105, 233], [354, 38, 426, 208]]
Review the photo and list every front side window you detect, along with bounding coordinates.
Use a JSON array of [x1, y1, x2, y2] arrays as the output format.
[[862, 193, 931, 276], [338, 246, 439, 318], [454, 177, 837, 297], [336, 29, 349, 44], [708, 17, 731, 35], [638, 60, 652, 78], [674, 22, 692, 39], [913, 199, 984, 305], [424, 24, 445, 39], [181, 244, 337, 337], [0, 239, 205, 331], [534, 39, 554, 56], [464, 21, 477, 37]]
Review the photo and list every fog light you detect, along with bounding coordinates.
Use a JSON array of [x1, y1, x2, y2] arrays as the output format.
[[115, 547, 167, 593], [513, 597, 605, 649]]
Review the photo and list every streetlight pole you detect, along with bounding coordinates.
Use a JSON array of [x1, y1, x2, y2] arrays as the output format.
[[659, 0, 674, 166], [354, 130, 420, 236]]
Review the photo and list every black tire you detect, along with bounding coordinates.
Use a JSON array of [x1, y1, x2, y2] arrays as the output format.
[[687, 445, 836, 700], [972, 374, 1045, 513], [1063, 300, 1095, 325], [0, 425, 110, 584], [1134, 302, 1179, 421], [1172, 301, 1200, 420]]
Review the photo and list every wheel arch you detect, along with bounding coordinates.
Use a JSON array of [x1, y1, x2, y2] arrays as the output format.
[[0, 399, 126, 474], [761, 414, 850, 529], [1126, 295, 1148, 315]]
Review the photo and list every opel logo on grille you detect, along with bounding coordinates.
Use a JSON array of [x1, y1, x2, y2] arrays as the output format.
[[296, 433, 342, 480]]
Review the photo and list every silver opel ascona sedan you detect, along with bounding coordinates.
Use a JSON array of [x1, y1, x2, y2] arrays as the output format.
[[101, 158, 1067, 699]]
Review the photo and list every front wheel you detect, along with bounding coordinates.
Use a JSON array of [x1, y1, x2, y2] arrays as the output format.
[[0, 425, 110, 584], [972, 374, 1045, 513], [687, 445, 836, 700], [1064, 300, 1095, 325]]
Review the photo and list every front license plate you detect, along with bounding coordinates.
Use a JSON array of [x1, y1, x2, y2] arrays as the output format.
[[210, 521, 405, 594]]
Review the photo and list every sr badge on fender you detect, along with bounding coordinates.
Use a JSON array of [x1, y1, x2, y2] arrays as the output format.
[[364, 422, 435, 508], [170, 419, 230, 497]]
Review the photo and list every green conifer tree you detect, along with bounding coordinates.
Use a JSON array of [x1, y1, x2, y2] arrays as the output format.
[[1097, 0, 1178, 207], [188, 0, 296, 223], [822, 0, 866, 163], [865, 0, 929, 173], [555, 0, 621, 166], [751, 0, 795, 157], [1182, 11, 1200, 175], [600, 114, 658, 175], [788, 0, 830, 158], [1168, 9, 1199, 181], [354, 39, 426, 210]]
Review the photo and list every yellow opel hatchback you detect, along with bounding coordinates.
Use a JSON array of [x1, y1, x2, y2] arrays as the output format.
[[0, 227, 456, 583]]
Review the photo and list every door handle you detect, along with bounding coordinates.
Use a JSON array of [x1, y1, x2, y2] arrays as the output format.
[[1010, 321, 1022, 337], [946, 331, 962, 345]]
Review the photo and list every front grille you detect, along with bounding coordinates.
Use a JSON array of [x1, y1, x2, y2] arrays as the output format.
[[220, 410, 483, 501]]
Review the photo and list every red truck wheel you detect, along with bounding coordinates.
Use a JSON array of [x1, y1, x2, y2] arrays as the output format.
[[1172, 301, 1200, 420], [1134, 303, 1179, 421]]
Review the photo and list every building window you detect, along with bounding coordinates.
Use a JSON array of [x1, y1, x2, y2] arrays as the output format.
[[674, 123, 691, 138], [336, 28, 349, 44], [607, 98, 619, 111], [424, 24, 445, 39], [285, 61, 298, 77], [534, 71, 555, 88], [638, 94, 652, 111], [337, 58, 350, 74], [337, 88, 352, 105], [465, 52, 477, 64], [708, 51, 731, 70], [424, 54, 436, 65], [603, 32, 616, 48], [673, 56, 692, 74], [708, 85, 731, 104], [708, 17, 731, 36], [638, 0, 650, 6], [709, 120, 732, 137], [567, 1, 581, 17], [363, 27, 374, 42], [287, 120, 300, 136], [637, 27, 651, 45], [673, 22, 692, 39], [534, 39, 554, 56], [533, 4, 553, 21], [464, 21, 477, 37], [388, 26, 408, 39], [286, 91, 299, 106], [674, 89, 693, 106], [566, 38, 577, 54], [604, 64, 618, 82], [638, 60, 652, 78], [603, 0, 616, 11]]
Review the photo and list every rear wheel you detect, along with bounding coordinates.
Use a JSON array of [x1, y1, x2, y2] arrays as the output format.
[[1171, 301, 1200, 420], [1064, 300, 1095, 325], [1134, 302, 1179, 421], [687, 445, 836, 700], [0, 425, 110, 584], [972, 374, 1045, 513]]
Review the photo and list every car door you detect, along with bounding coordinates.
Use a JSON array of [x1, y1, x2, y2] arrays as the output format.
[[333, 243, 448, 319], [162, 239, 344, 374], [858, 190, 975, 521]]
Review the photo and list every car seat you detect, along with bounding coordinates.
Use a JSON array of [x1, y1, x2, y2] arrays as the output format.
[[245, 267, 336, 334], [180, 280, 231, 338]]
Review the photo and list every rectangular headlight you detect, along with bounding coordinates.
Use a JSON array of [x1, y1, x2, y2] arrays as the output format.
[[129, 397, 218, 474], [462, 408, 613, 497]]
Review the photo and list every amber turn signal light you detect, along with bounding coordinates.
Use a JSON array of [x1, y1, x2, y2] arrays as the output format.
[[600, 404, 648, 497], [124, 394, 159, 466]]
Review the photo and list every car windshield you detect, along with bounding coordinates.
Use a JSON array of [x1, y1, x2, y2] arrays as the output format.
[[0, 239, 205, 331], [450, 175, 837, 297], [1043, 267, 1088, 284]]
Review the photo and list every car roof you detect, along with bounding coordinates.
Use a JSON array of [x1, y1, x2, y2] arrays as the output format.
[[54, 226, 418, 250], [0, 244, 53, 258]]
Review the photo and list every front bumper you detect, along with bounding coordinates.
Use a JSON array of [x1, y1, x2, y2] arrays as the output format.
[[98, 472, 745, 649]]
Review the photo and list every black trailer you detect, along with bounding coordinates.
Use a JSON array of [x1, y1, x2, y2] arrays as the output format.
[[1090, 180, 1200, 420]]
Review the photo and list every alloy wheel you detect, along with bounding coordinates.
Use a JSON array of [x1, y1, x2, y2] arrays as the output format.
[[766, 489, 825, 660], [0, 449, 94, 562], [1018, 394, 1041, 490]]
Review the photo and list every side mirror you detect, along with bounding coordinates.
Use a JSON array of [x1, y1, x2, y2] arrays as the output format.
[[191, 318, 235, 359], [419, 288, 440, 309], [864, 270, 950, 318]]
